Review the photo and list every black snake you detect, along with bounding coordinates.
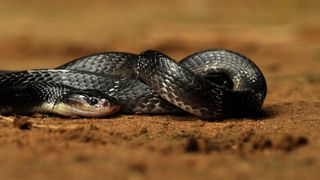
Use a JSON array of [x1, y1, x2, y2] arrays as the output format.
[[0, 49, 267, 120]]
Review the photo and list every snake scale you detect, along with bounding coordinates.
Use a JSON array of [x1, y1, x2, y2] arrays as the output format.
[[0, 49, 267, 120]]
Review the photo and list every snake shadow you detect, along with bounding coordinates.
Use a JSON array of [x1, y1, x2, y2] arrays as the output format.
[[243, 107, 276, 121], [161, 107, 276, 122]]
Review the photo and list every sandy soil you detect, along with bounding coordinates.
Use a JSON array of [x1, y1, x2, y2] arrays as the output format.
[[0, 0, 320, 179]]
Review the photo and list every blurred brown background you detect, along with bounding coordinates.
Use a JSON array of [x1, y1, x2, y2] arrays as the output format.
[[0, 0, 319, 74], [0, 1, 320, 179]]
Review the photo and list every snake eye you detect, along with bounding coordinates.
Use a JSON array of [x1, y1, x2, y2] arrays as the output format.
[[89, 97, 99, 105]]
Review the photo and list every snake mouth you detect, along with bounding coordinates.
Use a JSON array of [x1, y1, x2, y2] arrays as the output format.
[[53, 93, 121, 117]]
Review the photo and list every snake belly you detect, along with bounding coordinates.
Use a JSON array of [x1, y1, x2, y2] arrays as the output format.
[[0, 49, 267, 120]]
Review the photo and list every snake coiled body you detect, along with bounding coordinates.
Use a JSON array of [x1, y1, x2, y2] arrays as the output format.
[[0, 49, 267, 120]]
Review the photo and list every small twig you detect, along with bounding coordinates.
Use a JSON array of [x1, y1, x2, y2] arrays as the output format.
[[0, 115, 81, 130], [31, 123, 81, 130], [0, 115, 14, 123]]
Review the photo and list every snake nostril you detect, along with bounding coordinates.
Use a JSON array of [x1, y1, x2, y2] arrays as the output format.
[[99, 99, 110, 108]]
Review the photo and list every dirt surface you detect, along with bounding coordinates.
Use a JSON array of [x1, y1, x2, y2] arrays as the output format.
[[0, 0, 320, 179]]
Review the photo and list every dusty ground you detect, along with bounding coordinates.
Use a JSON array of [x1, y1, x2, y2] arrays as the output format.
[[0, 0, 320, 179]]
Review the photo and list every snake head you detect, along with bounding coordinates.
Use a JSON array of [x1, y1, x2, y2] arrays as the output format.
[[57, 89, 120, 117]]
